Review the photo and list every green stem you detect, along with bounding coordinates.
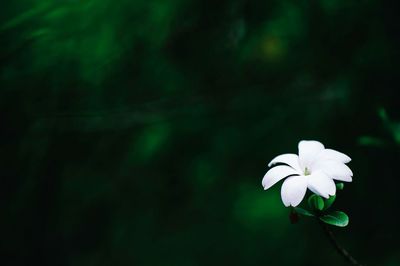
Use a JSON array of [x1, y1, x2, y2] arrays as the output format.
[[319, 220, 364, 266]]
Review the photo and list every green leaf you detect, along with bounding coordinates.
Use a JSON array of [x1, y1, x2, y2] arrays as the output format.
[[358, 136, 385, 147], [294, 207, 314, 217], [308, 194, 324, 211], [336, 183, 344, 190], [323, 195, 336, 210], [320, 211, 349, 227], [378, 107, 389, 124]]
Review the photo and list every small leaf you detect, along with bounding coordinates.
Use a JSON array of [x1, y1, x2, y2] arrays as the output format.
[[358, 136, 385, 147], [320, 211, 349, 227], [378, 107, 389, 124], [294, 207, 314, 217], [323, 195, 336, 210], [336, 183, 344, 190], [308, 194, 324, 211]]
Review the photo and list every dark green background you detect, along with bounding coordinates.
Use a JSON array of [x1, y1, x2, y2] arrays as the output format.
[[1, 0, 400, 265]]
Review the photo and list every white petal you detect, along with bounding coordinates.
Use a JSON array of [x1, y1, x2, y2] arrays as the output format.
[[316, 149, 351, 164], [268, 153, 302, 171], [262, 165, 299, 190], [307, 171, 336, 198], [280, 175, 308, 207], [313, 160, 353, 182], [298, 140, 325, 169]]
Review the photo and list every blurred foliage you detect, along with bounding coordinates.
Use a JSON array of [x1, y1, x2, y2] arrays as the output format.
[[359, 107, 400, 147], [1, 0, 400, 265]]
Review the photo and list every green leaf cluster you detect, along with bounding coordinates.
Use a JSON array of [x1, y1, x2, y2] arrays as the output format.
[[293, 183, 349, 227]]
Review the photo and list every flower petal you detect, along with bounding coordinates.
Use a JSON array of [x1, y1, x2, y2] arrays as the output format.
[[268, 153, 302, 171], [281, 175, 308, 207], [316, 149, 351, 164], [307, 171, 336, 199], [313, 160, 353, 182], [262, 165, 299, 190], [298, 140, 325, 169]]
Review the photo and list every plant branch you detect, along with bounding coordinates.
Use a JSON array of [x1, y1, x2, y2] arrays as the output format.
[[319, 220, 364, 266]]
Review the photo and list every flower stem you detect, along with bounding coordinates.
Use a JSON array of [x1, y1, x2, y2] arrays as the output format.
[[319, 220, 364, 266]]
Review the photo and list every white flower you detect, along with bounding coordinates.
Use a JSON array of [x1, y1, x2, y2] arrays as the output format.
[[262, 140, 352, 207]]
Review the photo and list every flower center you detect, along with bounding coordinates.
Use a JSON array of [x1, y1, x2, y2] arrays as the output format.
[[304, 167, 311, 176]]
